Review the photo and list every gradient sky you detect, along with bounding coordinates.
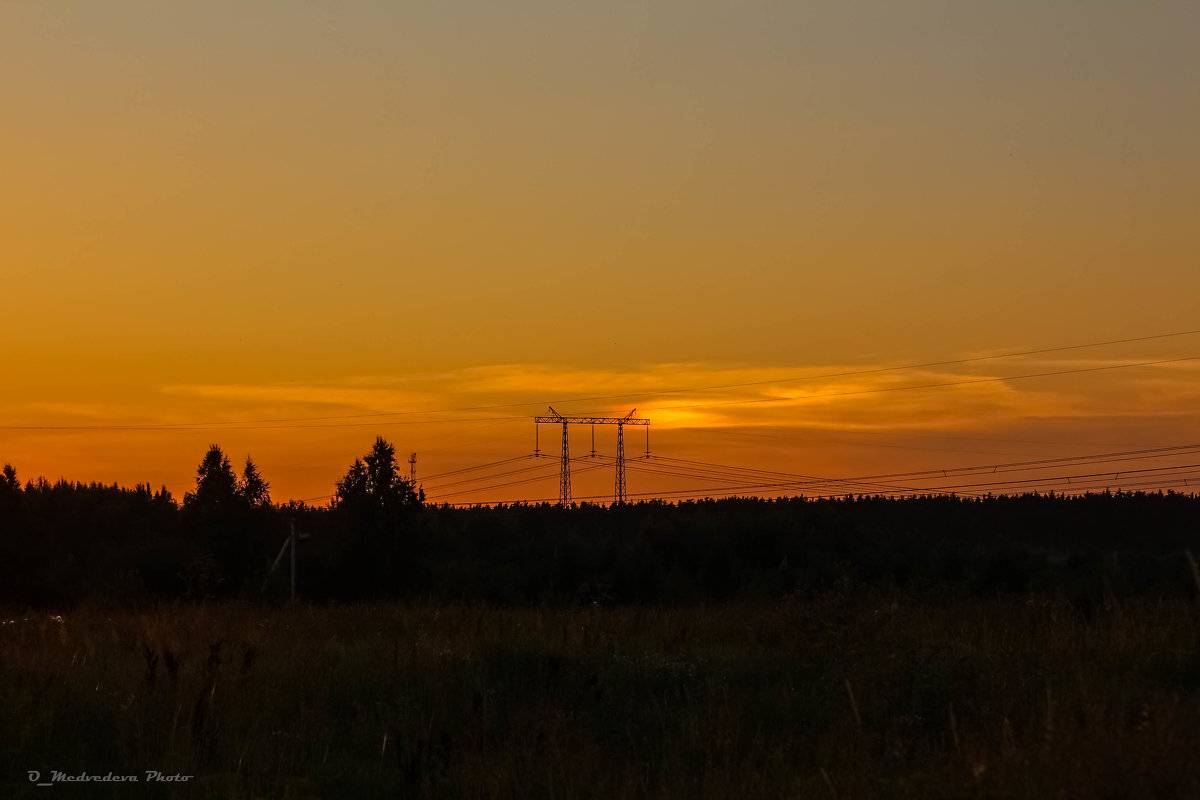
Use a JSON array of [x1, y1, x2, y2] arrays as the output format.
[[2, 1, 1199, 503]]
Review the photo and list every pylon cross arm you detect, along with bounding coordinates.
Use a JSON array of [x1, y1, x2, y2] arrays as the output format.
[[533, 416, 648, 425]]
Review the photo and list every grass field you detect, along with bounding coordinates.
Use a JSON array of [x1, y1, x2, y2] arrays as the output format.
[[3, 594, 1200, 798]]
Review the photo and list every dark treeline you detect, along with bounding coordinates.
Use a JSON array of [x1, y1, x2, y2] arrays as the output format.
[[2, 439, 1200, 608]]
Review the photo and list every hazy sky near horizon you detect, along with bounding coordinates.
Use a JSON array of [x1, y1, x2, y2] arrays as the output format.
[[2, 1, 1199, 501]]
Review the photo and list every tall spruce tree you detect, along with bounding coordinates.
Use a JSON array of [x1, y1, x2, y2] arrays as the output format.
[[0, 464, 19, 494], [239, 457, 271, 507], [185, 445, 239, 510]]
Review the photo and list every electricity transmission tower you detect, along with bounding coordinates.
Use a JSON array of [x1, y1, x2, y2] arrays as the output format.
[[534, 407, 650, 506]]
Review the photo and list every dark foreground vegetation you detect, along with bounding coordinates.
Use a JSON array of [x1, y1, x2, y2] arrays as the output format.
[[4, 441, 1200, 797], [4, 597, 1200, 798]]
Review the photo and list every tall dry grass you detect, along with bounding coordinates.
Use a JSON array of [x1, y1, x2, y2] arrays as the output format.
[[2, 594, 1199, 798]]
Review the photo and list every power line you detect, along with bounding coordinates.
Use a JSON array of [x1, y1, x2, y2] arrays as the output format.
[[423, 454, 610, 497], [428, 455, 1200, 506], [455, 468, 1200, 505], [424, 458, 557, 492], [921, 463, 1200, 493], [422, 455, 535, 481], [620, 459, 922, 496], [622, 463, 1200, 500], [636, 449, 1200, 500], [430, 442, 1200, 505], [825, 442, 1200, 482], [430, 461, 611, 500], [634, 445, 1200, 496]]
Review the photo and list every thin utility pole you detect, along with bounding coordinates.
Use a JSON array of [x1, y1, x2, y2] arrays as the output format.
[[289, 518, 296, 602]]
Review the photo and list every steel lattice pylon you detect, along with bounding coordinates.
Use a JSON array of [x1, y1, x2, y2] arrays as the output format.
[[614, 422, 626, 504], [559, 417, 571, 506]]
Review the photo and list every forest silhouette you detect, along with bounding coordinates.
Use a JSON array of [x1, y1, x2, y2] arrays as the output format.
[[2, 437, 1199, 608]]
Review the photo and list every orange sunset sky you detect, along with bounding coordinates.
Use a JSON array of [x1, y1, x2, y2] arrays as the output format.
[[2, 1, 1199, 504]]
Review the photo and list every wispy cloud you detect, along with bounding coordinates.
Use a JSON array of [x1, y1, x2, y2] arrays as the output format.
[[142, 356, 1200, 433]]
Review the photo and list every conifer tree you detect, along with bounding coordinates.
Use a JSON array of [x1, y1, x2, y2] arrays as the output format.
[[239, 457, 271, 507], [185, 445, 239, 509], [0, 464, 19, 493]]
